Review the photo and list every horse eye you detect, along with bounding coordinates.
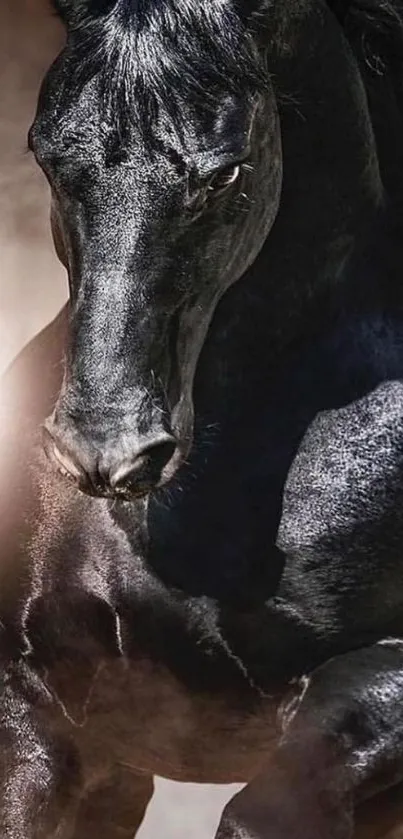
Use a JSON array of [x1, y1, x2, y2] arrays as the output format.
[[207, 164, 240, 194]]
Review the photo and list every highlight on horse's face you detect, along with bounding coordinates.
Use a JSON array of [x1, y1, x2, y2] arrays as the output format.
[[29, 2, 282, 499]]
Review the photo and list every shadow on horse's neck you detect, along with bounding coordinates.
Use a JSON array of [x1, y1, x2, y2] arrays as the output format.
[[196, 200, 394, 417], [144, 199, 403, 605]]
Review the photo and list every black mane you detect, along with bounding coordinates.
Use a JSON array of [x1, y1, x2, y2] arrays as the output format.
[[329, 0, 403, 74], [51, 0, 266, 134], [50, 0, 403, 133]]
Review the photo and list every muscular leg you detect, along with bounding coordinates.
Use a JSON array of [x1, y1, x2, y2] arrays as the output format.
[[0, 661, 80, 839], [72, 767, 154, 839], [215, 642, 403, 839]]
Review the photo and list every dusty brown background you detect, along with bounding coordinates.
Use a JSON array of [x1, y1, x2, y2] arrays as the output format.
[[0, 0, 240, 833], [0, 0, 66, 371]]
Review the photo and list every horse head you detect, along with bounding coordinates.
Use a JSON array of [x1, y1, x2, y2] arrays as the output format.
[[30, 0, 282, 499]]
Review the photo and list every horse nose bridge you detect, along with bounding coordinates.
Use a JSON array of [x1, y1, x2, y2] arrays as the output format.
[[53, 377, 172, 436], [70, 259, 168, 331], [62, 301, 183, 436], [71, 187, 168, 272], [66, 304, 169, 396]]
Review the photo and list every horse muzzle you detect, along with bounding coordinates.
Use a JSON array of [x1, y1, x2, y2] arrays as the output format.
[[42, 420, 179, 500]]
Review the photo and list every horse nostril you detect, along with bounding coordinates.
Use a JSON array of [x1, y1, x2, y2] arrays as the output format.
[[42, 423, 178, 498], [109, 439, 177, 494], [51, 444, 83, 482], [42, 426, 88, 488]]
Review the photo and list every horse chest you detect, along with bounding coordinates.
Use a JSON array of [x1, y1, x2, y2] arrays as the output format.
[[47, 652, 280, 786], [28, 570, 289, 785]]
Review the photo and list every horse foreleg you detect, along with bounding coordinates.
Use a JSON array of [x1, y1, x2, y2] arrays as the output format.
[[71, 766, 154, 839], [214, 641, 403, 839], [0, 662, 81, 838]]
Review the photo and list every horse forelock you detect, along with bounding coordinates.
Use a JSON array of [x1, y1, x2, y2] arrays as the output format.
[[50, 0, 268, 140]]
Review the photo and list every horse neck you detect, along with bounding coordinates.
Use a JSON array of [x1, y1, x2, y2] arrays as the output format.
[[195, 0, 403, 425]]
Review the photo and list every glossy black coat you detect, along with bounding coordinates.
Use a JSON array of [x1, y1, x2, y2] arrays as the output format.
[[1, 1, 403, 837]]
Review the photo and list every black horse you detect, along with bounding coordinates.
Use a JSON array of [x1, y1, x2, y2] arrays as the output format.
[[2, 0, 403, 835]]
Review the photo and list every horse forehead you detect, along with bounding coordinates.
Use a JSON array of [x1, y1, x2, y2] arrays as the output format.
[[35, 77, 167, 159], [33, 113, 187, 190], [36, 61, 251, 167]]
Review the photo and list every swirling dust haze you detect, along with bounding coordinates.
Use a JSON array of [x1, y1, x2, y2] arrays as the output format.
[[0, 0, 66, 376]]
